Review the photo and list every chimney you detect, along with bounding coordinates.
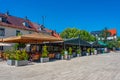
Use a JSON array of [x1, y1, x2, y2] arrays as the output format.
[[5, 11, 10, 16], [51, 30, 54, 36]]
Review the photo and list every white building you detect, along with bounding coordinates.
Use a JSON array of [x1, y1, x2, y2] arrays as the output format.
[[0, 12, 61, 51], [91, 29, 117, 41], [0, 13, 38, 51]]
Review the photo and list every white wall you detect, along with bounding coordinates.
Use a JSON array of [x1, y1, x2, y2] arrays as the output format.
[[97, 36, 117, 41], [0, 26, 35, 38], [0, 26, 35, 51]]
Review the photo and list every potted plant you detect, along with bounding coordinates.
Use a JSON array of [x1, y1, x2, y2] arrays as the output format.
[[86, 48, 90, 56], [61, 49, 64, 60], [91, 48, 94, 55], [68, 47, 72, 60], [15, 50, 29, 66], [64, 49, 68, 60], [94, 49, 97, 55], [40, 45, 49, 63], [76, 48, 81, 57], [5, 50, 15, 66]]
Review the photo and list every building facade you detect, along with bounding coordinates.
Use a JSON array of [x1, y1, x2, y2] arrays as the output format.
[[91, 29, 117, 41], [0, 12, 61, 51]]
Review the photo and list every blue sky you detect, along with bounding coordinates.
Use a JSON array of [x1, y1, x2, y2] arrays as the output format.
[[0, 0, 120, 36]]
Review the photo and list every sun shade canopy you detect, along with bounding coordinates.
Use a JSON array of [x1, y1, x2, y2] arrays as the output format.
[[64, 38, 91, 46], [0, 33, 63, 43]]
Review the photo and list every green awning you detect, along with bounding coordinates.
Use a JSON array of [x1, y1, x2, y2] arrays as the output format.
[[92, 41, 107, 47], [98, 41, 107, 46]]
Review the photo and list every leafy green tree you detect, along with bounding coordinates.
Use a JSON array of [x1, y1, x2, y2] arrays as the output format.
[[60, 28, 80, 39], [60, 28, 96, 42], [100, 27, 111, 43], [118, 36, 120, 41]]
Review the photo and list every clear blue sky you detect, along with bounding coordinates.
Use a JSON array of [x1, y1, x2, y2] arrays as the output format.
[[0, 0, 120, 36]]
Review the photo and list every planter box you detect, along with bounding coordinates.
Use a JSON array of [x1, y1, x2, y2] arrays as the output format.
[[94, 50, 97, 55], [40, 57, 49, 63], [61, 56, 64, 60], [7, 60, 15, 66], [15, 60, 28, 66], [0, 58, 3, 62], [91, 53, 94, 55], [55, 54, 61, 59], [67, 55, 71, 60], [77, 54, 80, 57], [73, 53, 77, 57], [86, 53, 89, 56], [71, 55, 73, 58], [64, 54, 68, 60]]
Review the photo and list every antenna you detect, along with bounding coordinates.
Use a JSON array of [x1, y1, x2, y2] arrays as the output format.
[[25, 16, 28, 20], [5, 10, 10, 16], [42, 16, 46, 26]]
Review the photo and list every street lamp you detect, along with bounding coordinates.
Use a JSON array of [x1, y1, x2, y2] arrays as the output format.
[[78, 34, 80, 49]]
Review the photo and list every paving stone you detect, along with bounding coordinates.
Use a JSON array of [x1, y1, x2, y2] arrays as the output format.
[[0, 52, 120, 80]]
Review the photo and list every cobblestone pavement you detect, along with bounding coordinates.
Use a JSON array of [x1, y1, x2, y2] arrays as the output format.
[[0, 52, 120, 80]]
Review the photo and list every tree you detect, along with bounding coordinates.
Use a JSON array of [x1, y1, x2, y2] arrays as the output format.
[[115, 37, 120, 48], [60, 28, 80, 39], [60, 27, 96, 42], [118, 36, 120, 41], [100, 27, 111, 43]]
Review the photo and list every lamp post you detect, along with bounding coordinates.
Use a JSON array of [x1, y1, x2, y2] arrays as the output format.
[[78, 34, 80, 49]]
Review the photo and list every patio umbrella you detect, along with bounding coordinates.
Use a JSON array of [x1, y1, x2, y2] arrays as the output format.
[[0, 33, 63, 43]]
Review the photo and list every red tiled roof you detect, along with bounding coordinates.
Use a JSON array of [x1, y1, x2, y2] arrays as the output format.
[[0, 13, 37, 31], [0, 13, 61, 39], [44, 28, 61, 38], [108, 29, 117, 36]]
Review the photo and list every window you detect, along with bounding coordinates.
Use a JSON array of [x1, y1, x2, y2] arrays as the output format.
[[22, 22, 31, 28], [38, 27, 41, 31], [0, 28, 5, 36], [29, 31, 32, 34], [0, 17, 7, 22], [16, 30, 20, 36]]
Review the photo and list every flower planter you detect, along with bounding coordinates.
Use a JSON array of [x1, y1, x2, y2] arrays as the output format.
[[61, 56, 64, 60], [40, 57, 49, 63], [67, 55, 71, 60], [15, 60, 28, 66], [55, 54, 61, 59], [91, 53, 94, 55], [94, 50, 97, 55], [73, 53, 76, 57], [7, 60, 15, 66], [86, 53, 89, 56], [71, 55, 73, 58], [77, 54, 80, 57], [64, 54, 68, 60], [0, 58, 3, 62]]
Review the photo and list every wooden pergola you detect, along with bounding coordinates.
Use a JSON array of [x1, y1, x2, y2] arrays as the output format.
[[0, 33, 63, 43]]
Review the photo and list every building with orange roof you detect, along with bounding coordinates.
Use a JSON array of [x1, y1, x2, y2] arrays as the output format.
[[91, 29, 117, 41], [107, 29, 117, 40]]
